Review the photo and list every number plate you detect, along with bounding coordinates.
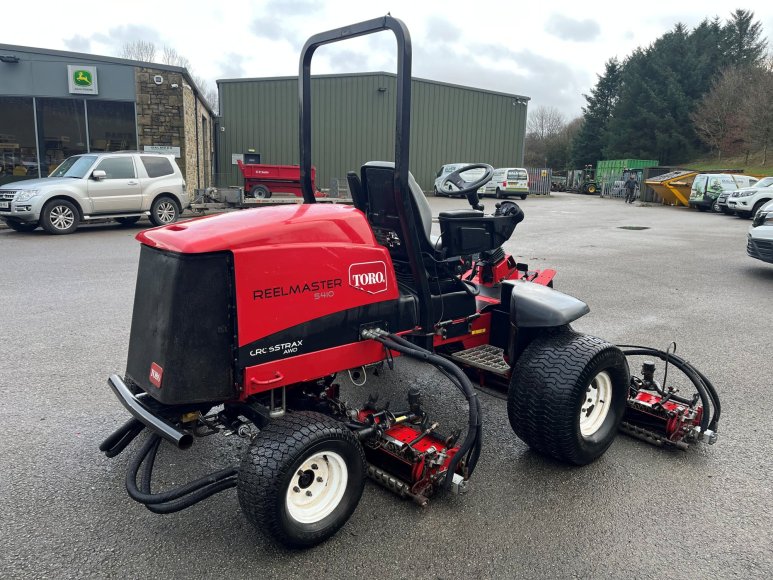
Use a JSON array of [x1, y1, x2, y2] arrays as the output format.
[[0, 201, 9, 209]]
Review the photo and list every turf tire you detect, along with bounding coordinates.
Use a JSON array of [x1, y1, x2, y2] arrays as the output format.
[[507, 329, 629, 465], [238, 411, 366, 548]]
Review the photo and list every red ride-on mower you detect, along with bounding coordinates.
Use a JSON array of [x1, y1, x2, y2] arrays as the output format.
[[101, 17, 720, 548]]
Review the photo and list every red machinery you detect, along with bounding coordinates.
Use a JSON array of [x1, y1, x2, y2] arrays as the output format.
[[236, 159, 325, 198], [101, 16, 719, 549]]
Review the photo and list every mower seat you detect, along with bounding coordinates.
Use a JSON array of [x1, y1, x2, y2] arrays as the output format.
[[357, 162, 443, 260]]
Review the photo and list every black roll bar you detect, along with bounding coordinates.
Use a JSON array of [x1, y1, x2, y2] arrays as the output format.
[[298, 16, 434, 343]]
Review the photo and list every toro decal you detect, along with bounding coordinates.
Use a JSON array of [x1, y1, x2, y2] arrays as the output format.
[[149, 362, 163, 388], [349, 261, 388, 294]]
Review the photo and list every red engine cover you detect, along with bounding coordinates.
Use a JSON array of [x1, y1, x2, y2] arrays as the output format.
[[138, 205, 402, 395]]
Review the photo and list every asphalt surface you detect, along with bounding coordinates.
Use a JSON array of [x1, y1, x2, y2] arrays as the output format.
[[1, 193, 771, 579]]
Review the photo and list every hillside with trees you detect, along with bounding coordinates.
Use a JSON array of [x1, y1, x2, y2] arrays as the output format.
[[525, 10, 772, 171]]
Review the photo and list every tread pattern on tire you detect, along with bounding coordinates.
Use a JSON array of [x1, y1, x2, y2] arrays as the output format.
[[507, 329, 628, 465], [238, 411, 366, 548]]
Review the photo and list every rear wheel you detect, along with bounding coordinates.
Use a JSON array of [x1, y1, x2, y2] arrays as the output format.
[[4, 219, 38, 232], [507, 329, 629, 465], [41, 199, 79, 234], [150, 196, 179, 226], [586, 184, 597, 194], [250, 185, 272, 199], [238, 411, 366, 548], [520, 194, 527, 200]]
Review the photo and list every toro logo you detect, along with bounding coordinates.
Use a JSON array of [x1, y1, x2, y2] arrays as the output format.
[[349, 261, 388, 294], [149, 362, 163, 388]]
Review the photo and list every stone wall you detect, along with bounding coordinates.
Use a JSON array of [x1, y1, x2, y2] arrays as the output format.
[[135, 66, 213, 190], [181, 83, 214, 189]]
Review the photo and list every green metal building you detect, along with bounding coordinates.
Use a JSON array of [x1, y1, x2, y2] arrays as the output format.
[[216, 72, 529, 193]]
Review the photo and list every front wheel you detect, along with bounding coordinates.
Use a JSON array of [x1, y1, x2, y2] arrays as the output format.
[[507, 330, 629, 465], [520, 194, 527, 200], [150, 197, 179, 226], [495, 188, 503, 199], [41, 199, 80, 234], [4, 219, 38, 232], [238, 411, 366, 548], [586, 184, 597, 194]]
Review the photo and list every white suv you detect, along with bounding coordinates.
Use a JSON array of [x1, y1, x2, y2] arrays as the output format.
[[747, 200, 773, 264], [0, 152, 188, 234], [727, 176, 773, 219]]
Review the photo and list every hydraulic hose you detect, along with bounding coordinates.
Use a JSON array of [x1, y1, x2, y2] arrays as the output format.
[[618, 345, 720, 433], [100, 418, 145, 458], [126, 434, 237, 514], [373, 332, 482, 488]]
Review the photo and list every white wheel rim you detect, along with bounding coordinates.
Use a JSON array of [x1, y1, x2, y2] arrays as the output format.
[[285, 451, 347, 524], [50, 205, 75, 230], [580, 370, 613, 438], [156, 202, 176, 223]]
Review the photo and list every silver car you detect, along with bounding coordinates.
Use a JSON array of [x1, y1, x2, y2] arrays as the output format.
[[0, 152, 188, 234]]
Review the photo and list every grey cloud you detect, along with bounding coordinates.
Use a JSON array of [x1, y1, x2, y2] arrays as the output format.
[[251, 16, 291, 41], [264, 0, 321, 13], [424, 15, 462, 43], [64, 35, 92, 52], [218, 53, 246, 79], [414, 40, 588, 118], [92, 24, 162, 46], [325, 48, 372, 72], [545, 14, 600, 42]]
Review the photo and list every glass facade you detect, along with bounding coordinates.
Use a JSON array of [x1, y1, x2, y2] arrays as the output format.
[[36, 98, 88, 177], [0, 96, 136, 183], [87, 101, 137, 152], [0, 97, 39, 185]]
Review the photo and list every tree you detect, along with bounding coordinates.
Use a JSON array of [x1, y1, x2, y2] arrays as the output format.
[[690, 66, 751, 162], [722, 9, 767, 68], [120, 40, 156, 62], [525, 106, 566, 167], [570, 58, 620, 166]]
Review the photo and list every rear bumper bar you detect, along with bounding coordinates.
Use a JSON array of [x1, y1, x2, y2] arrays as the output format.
[[107, 374, 193, 449]]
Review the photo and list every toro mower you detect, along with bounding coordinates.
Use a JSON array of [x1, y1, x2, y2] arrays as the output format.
[[101, 16, 720, 548]]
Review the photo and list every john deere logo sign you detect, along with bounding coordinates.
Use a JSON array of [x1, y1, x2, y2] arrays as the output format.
[[67, 65, 98, 95], [73, 70, 92, 86]]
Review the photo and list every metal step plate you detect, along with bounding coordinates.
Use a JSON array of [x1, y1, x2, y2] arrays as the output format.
[[449, 344, 510, 376]]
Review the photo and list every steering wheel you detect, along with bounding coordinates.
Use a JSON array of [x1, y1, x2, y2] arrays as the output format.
[[440, 163, 494, 211]]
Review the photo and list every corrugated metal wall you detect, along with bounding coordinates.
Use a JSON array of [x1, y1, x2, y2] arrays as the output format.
[[216, 73, 528, 192]]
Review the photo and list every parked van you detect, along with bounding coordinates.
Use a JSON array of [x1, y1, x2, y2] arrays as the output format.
[[433, 163, 487, 197], [689, 173, 758, 211], [478, 167, 529, 199]]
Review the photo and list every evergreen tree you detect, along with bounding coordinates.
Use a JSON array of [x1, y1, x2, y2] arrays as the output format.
[[722, 9, 767, 67], [570, 59, 620, 166]]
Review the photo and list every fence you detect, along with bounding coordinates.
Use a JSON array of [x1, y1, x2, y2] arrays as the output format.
[[525, 167, 552, 195]]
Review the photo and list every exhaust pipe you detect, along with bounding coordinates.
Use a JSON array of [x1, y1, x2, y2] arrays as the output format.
[[107, 374, 193, 450]]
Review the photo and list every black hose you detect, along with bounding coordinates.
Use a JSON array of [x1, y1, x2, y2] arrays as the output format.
[[375, 333, 481, 488], [100, 418, 145, 458], [618, 345, 720, 433], [125, 434, 237, 512]]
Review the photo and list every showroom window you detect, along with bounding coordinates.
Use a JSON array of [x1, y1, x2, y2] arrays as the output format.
[[87, 101, 137, 152], [36, 98, 88, 177], [0, 97, 39, 185]]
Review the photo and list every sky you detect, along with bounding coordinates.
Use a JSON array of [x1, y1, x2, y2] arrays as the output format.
[[4, 0, 773, 120]]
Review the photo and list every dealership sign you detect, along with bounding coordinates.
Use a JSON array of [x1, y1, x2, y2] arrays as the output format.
[[67, 65, 98, 95], [143, 145, 181, 158]]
